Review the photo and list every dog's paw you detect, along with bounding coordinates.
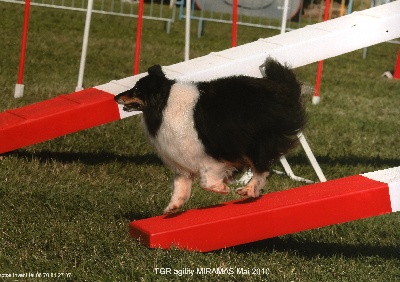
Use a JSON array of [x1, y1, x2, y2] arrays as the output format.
[[163, 203, 181, 214], [235, 185, 259, 198], [203, 183, 230, 195]]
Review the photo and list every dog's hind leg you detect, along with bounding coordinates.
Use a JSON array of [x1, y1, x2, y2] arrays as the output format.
[[164, 174, 194, 214], [236, 171, 269, 198], [199, 161, 230, 195]]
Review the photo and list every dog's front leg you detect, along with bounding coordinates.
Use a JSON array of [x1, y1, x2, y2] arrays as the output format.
[[163, 173, 194, 214]]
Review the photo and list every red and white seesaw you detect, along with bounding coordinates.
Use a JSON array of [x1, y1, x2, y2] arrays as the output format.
[[0, 2, 399, 251], [130, 166, 400, 252]]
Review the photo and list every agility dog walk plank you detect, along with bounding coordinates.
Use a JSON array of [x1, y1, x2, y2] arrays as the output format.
[[160, 0, 400, 81], [1, 1, 399, 154], [130, 167, 400, 252], [0, 88, 120, 153]]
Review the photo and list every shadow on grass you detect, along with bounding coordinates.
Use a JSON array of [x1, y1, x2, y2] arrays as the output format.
[[6, 149, 399, 169], [280, 153, 400, 170], [228, 236, 400, 260], [116, 209, 156, 222], [6, 149, 163, 166]]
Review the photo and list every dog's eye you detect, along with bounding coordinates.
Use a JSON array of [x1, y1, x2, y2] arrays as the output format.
[[133, 88, 141, 96]]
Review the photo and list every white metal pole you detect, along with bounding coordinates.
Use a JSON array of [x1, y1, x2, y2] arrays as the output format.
[[297, 132, 327, 182], [184, 0, 191, 61], [279, 156, 314, 183], [280, 0, 290, 34], [76, 0, 94, 91]]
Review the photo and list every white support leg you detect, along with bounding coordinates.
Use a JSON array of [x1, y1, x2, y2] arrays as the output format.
[[297, 132, 327, 182], [14, 84, 24, 98], [277, 155, 314, 184], [76, 0, 94, 91]]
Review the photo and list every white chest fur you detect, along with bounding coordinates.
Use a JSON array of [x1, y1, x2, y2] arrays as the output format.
[[145, 83, 207, 176]]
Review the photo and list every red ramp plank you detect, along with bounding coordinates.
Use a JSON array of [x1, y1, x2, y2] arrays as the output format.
[[0, 88, 120, 153], [130, 167, 400, 252]]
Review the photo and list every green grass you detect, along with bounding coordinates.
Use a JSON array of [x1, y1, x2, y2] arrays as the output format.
[[1, 2, 399, 281]]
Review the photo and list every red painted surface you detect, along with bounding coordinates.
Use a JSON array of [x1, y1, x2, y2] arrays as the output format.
[[313, 0, 331, 99], [393, 49, 400, 79], [0, 88, 120, 154], [17, 0, 31, 85], [231, 0, 238, 47], [130, 175, 392, 252], [133, 0, 144, 75]]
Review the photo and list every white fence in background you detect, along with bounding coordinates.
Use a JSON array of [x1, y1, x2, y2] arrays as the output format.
[[179, 0, 399, 38], [1, 0, 177, 32]]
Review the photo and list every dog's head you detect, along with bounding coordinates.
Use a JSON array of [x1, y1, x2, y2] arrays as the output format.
[[114, 65, 173, 112]]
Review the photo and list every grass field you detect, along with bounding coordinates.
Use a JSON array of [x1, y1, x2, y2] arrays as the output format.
[[1, 2, 399, 281]]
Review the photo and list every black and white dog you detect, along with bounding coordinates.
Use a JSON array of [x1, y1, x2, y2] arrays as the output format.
[[115, 58, 306, 214]]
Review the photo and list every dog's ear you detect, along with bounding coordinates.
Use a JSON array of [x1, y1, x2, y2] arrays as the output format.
[[148, 65, 165, 78]]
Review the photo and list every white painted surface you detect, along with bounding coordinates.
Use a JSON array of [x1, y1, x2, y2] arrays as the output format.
[[389, 182, 400, 212], [362, 166, 400, 184], [362, 166, 400, 212]]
